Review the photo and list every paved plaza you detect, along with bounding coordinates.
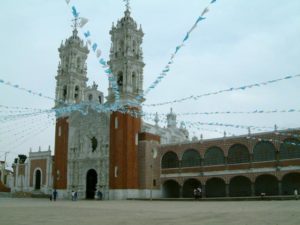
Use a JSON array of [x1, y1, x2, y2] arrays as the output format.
[[0, 198, 299, 225]]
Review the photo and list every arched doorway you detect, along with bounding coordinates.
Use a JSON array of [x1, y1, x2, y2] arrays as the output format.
[[86, 169, 97, 199], [206, 178, 226, 197], [229, 176, 251, 197], [163, 180, 180, 198], [182, 179, 201, 198], [255, 174, 278, 196], [35, 170, 41, 190], [282, 173, 300, 195]]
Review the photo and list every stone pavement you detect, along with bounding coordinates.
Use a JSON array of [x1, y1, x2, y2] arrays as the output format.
[[0, 198, 299, 225]]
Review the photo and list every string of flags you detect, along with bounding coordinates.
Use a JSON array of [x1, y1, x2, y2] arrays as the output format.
[[0, 116, 53, 137], [0, 113, 53, 132], [0, 117, 53, 144], [0, 78, 56, 102], [144, 108, 300, 117], [183, 121, 273, 132], [143, 73, 300, 107], [138, 0, 218, 101], [1, 120, 55, 156], [65, 2, 121, 103]]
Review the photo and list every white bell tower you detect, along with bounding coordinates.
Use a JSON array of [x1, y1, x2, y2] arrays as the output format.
[[107, 8, 145, 105], [55, 23, 89, 107]]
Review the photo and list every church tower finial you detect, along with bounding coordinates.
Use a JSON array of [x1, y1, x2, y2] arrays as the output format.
[[124, 0, 131, 12]]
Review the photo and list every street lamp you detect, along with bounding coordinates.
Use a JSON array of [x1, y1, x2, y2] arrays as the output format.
[[150, 147, 157, 201]]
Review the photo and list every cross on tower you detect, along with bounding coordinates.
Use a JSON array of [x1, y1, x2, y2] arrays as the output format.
[[124, 0, 130, 11], [71, 17, 79, 30]]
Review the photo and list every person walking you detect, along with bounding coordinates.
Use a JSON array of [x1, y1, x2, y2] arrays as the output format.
[[71, 190, 75, 201], [74, 191, 78, 201], [53, 189, 58, 201], [197, 187, 202, 199], [193, 188, 198, 200], [294, 188, 298, 200]]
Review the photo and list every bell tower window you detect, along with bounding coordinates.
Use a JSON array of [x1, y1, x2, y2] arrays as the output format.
[[74, 86, 79, 100], [117, 71, 123, 86], [132, 72, 136, 88], [63, 86, 67, 101]]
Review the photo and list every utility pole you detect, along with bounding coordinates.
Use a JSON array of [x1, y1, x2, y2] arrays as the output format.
[[4, 151, 9, 169], [0, 151, 9, 183]]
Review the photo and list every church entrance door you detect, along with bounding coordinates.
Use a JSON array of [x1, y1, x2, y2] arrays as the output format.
[[35, 170, 41, 190], [86, 169, 97, 199]]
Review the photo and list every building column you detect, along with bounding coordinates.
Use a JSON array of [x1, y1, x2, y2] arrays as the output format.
[[202, 184, 206, 198], [278, 181, 282, 195], [225, 183, 230, 197], [251, 182, 255, 196], [179, 184, 183, 198]]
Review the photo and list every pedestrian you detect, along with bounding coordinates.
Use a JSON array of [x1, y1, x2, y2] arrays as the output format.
[[96, 190, 102, 200], [197, 187, 202, 199], [294, 188, 298, 200], [71, 190, 75, 201], [53, 189, 58, 201], [74, 191, 78, 201], [193, 188, 198, 200]]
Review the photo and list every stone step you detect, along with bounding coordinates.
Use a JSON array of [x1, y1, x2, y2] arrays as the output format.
[[0, 192, 12, 198]]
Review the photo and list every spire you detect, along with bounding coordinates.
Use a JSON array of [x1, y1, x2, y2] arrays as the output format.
[[124, 0, 131, 12], [71, 17, 79, 37], [154, 112, 159, 127]]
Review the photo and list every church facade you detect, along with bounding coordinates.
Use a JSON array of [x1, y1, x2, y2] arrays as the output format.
[[10, 8, 300, 199]]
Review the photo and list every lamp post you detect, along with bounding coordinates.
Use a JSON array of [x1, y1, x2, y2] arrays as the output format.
[[150, 148, 157, 201]]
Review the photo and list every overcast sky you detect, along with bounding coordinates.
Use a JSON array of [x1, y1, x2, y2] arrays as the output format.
[[1, 0, 300, 166]]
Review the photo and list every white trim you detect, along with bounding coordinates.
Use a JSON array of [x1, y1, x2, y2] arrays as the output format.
[[160, 166, 300, 178]]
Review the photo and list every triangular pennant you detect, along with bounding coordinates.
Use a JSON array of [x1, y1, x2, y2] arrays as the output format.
[[79, 17, 89, 28]]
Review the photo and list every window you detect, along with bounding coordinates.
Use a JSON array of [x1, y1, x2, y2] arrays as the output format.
[[88, 94, 93, 101], [153, 179, 156, 187], [91, 137, 98, 152], [135, 133, 138, 146], [74, 86, 79, 99], [117, 72, 123, 86], [58, 126, 61, 137], [62, 86, 67, 101], [114, 166, 118, 178], [115, 117, 118, 129]]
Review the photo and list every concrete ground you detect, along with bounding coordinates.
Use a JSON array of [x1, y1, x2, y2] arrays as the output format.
[[0, 198, 299, 225]]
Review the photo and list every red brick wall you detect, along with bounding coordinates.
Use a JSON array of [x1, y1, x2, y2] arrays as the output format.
[[53, 117, 69, 189], [109, 111, 141, 189]]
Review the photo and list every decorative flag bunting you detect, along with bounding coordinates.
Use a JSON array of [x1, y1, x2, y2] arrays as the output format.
[[92, 43, 97, 52], [138, 0, 217, 100], [79, 17, 89, 28], [84, 31, 91, 38], [64, 2, 121, 103], [143, 74, 300, 107], [143, 108, 300, 117], [72, 6, 79, 18]]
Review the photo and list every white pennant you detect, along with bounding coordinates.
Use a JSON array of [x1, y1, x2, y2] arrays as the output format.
[[79, 17, 89, 28], [96, 49, 102, 58], [201, 7, 209, 16]]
